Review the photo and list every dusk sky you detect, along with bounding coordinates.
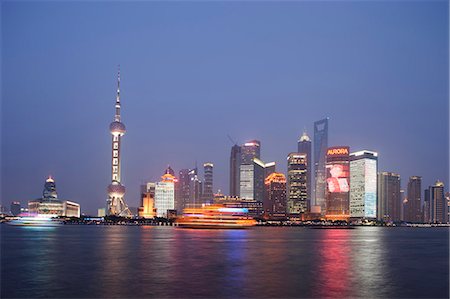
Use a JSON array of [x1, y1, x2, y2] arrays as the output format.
[[2, 1, 448, 214]]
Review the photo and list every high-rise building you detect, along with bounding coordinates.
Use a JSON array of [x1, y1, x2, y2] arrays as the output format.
[[229, 145, 241, 197], [10, 201, 21, 216], [424, 181, 447, 223], [377, 172, 401, 222], [349, 150, 378, 219], [287, 153, 308, 215], [154, 173, 176, 218], [298, 131, 312, 202], [264, 162, 276, 179], [404, 176, 422, 223], [188, 168, 202, 206], [177, 169, 190, 212], [264, 172, 287, 218], [202, 163, 214, 203], [240, 158, 265, 202], [325, 146, 350, 220], [106, 69, 131, 217], [314, 118, 329, 214], [241, 140, 261, 164]]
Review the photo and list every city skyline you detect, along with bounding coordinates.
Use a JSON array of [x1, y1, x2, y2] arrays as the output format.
[[3, 1, 448, 214]]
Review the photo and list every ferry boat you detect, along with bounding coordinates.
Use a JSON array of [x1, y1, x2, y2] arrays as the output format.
[[175, 205, 257, 229], [6, 214, 62, 227]]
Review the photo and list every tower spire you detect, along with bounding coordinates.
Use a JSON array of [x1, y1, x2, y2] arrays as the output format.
[[115, 65, 121, 122]]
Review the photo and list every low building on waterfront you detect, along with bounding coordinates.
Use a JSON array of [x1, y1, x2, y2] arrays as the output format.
[[28, 176, 81, 217]]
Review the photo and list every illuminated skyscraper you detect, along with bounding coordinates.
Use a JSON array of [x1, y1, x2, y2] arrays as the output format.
[[155, 173, 176, 218], [325, 146, 350, 220], [106, 69, 131, 217], [314, 118, 328, 214], [377, 172, 401, 222], [287, 153, 308, 215], [264, 172, 287, 218], [202, 163, 214, 203], [241, 140, 261, 164], [240, 158, 265, 202], [349, 150, 378, 219], [229, 145, 241, 197], [404, 176, 422, 223], [298, 131, 312, 202], [188, 168, 202, 206], [424, 181, 447, 223]]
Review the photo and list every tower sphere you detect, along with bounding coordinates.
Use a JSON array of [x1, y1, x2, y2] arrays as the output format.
[[110, 121, 126, 135], [107, 182, 126, 197]]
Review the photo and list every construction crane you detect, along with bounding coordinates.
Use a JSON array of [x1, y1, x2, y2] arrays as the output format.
[[227, 134, 237, 145]]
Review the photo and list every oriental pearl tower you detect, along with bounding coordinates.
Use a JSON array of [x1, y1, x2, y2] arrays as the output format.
[[106, 67, 132, 217]]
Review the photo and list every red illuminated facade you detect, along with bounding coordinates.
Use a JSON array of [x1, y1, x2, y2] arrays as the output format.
[[325, 146, 350, 220]]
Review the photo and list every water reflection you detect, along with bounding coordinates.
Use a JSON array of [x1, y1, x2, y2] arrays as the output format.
[[313, 229, 352, 298]]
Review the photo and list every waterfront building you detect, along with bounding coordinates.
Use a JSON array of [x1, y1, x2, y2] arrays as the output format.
[[349, 150, 378, 219], [229, 144, 241, 197], [188, 168, 202, 206], [241, 140, 261, 164], [106, 69, 131, 217], [28, 176, 80, 217], [177, 169, 190, 212], [314, 118, 329, 215], [213, 195, 264, 218], [298, 131, 312, 202], [325, 146, 350, 221], [10, 201, 21, 216], [264, 172, 287, 218], [424, 181, 447, 223], [377, 172, 401, 222], [98, 208, 106, 217], [287, 153, 308, 215], [138, 192, 157, 218], [202, 163, 214, 203], [404, 176, 422, 222], [240, 158, 265, 203], [154, 173, 176, 218]]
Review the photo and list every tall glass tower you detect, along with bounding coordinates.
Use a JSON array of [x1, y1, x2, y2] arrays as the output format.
[[314, 118, 328, 214], [298, 131, 312, 205], [106, 68, 132, 217]]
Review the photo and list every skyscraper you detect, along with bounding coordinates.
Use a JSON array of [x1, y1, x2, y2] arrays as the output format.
[[241, 140, 261, 164], [287, 153, 308, 215], [106, 69, 131, 217], [154, 173, 176, 218], [377, 172, 401, 222], [424, 181, 447, 223], [177, 169, 190, 211], [188, 168, 202, 206], [229, 144, 241, 197], [298, 131, 312, 202], [314, 118, 328, 214], [202, 163, 214, 203], [349, 150, 378, 219], [404, 176, 422, 223], [325, 146, 350, 221], [240, 158, 265, 202], [264, 172, 287, 218]]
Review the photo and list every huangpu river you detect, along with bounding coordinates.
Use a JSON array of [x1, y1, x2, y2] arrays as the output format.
[[2, 225, 449, 298]]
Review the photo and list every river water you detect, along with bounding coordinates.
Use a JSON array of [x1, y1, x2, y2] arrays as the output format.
[[1, 225, 448, 298]]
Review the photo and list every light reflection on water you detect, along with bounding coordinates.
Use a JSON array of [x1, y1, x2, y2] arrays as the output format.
[[1, 225, 448, 298]]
